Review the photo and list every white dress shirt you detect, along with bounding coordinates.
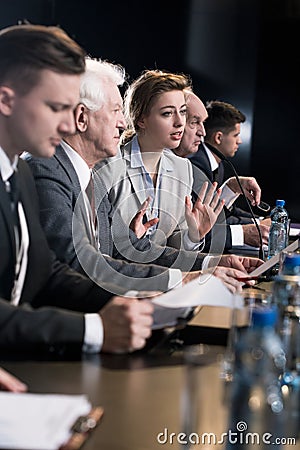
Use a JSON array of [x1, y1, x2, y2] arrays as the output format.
[[0, 147, 29, 306]]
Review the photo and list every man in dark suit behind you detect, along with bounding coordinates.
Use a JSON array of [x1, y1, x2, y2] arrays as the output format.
[[174, 95, 270, 253], [0, 23, 153, 356]]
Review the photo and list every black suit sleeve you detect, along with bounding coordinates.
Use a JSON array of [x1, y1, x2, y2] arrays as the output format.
[[32, 253, 114, 313], [225, 205, 254, 224], [0, 298, 85, 354]]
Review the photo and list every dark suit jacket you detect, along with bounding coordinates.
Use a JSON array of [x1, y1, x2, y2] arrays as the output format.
[[189, 143, 253, 252], [190, 142, 254, 223], [0, 158, 114, 354], [190, 143, 224, 187], [25, 146, 205, 295]]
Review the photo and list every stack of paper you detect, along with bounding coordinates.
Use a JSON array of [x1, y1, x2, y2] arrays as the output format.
[[151, 273, 239, 329], [0, 392, 91, 450], [289, 224, 300, 237]]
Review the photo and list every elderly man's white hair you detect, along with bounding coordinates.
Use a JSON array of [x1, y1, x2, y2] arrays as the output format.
[[80, 57, 126, 111]]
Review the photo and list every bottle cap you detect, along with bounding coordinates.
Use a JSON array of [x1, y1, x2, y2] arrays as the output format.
[[283, 253, 300, 268], [275, 199, 285, 207], [251, 306, 278, 327]]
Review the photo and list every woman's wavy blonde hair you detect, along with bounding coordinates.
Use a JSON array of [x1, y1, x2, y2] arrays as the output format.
[[121, 69, 192, 145]]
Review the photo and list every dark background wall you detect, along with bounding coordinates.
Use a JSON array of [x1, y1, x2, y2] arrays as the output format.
[[1, 0, 299, 220]]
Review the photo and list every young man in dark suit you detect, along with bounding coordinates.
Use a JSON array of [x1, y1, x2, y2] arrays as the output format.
[[0, 23, 153, 356]]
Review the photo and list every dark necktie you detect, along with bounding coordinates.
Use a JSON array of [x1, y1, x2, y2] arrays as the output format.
[[6, 172, 20, 231], [86, 173, 96, 224], [85, 171, 99, 250], [7, 172, 19, 206], [212, 168, 219, 183]]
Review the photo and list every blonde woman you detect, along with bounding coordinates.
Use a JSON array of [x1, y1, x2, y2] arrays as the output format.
[[108, 70, 224, 251]]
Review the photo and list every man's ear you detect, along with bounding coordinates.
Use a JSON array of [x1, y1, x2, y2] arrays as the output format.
[[215, 131, 223, 145], [0, 86, 15, 116], [74, 103, 88, 132]]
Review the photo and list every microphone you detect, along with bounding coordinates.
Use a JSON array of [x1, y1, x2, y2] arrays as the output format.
[[207, 144, 265, 261]]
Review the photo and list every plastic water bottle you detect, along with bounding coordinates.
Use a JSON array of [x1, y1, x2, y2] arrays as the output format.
[[267, 200, 289, 274], [281, 253, 300, 276], [272, 263, 300, 374], [226, 307, 286, 449], [268, 200, 289, 259], [271, 262, 300, 439]]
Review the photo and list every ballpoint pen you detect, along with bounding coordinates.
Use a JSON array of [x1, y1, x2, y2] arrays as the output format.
[[235, 275, 268, 282]]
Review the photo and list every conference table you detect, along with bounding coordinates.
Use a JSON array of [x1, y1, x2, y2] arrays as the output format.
[[1, 320, 229, 450], [2, 343, 227, 450], [1, 288, 298, 450]]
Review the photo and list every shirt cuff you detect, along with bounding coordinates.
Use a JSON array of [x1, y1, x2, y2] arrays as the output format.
[[201, 255, 215, 271], [183, 229, 205, 251], [168, 268, 182, 290], [82, 313, 103, 353], [220, 184, 240, 209], [230, 224, 244, 246]]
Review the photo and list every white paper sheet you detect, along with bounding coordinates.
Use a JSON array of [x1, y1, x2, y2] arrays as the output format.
[[0, 392, 91, 450], [289, 227, 300, 237], [152, 273, 238, 309], [129, 275, 243, 329]]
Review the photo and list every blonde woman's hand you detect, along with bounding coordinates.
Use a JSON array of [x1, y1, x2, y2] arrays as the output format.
[[129, 196, 159, 239], [185, 181, 224, 242]]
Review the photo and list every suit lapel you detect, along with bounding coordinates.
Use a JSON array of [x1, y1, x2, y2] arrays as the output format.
[[123, 142, 148, 206], [127, 166, 148, 205], [54, 145, 82, 199], [155, 152, 176, 234], [190, 143, 214, 183], [53, 145, 97, 247], [0, 174, 18, 257], [200, 144, 214, 182], [217, 161, 225, 184]]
